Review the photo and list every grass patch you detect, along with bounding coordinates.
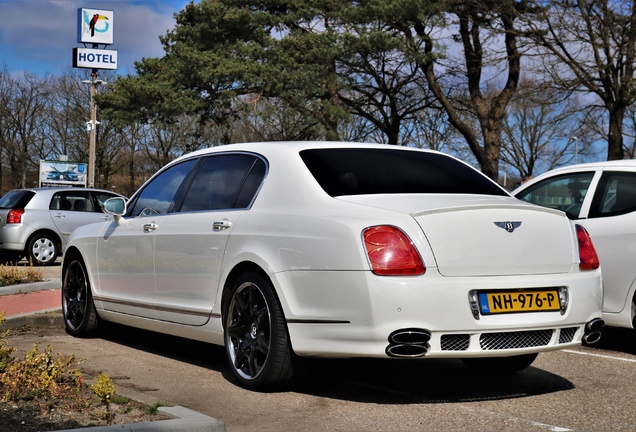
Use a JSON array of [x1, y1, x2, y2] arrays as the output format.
[[146, 401, 170, 415], [0, 263, 44, 287]]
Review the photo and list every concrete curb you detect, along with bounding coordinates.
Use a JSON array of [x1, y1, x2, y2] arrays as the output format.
[[3, 308, 64, 329], [0, 279, 61, 296], [57, 405, 226, 432]]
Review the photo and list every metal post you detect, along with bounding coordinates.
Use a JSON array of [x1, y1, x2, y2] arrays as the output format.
[[572, 136, 579, 165], [88, 69, 97, 188]]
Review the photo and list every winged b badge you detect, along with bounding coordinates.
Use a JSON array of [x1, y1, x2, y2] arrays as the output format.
[[494, 221, 522, 233]]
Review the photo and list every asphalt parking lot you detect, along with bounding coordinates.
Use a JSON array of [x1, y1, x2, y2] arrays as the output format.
[[5, 321, 636, 431]]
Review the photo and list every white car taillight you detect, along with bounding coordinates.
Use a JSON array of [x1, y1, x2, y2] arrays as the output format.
[[576, 224, 600, 271], [6, 209, 24, 224], [363, 225, 425, 276]]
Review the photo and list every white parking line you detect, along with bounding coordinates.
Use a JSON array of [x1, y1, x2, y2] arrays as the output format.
[[562, 349, 636, 363], [457, 405, 572, 431]]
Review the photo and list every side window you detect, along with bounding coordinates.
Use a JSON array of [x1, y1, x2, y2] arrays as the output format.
[[589, 171, 636, 218], [51, 193, 72, 211], [92, 192, 120, 212], [235, 158, 266, 208], [180, 154, 266, 212], [0, 190, 34, 209], [127, 159, 197, 217], [51, 191, 94, 212], [515, 172, 595, 219]]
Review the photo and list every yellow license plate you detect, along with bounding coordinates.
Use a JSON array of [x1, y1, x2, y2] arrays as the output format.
[[479, 290, 561, 315]]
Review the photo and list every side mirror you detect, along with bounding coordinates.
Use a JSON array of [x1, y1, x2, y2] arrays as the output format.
[[103, 197, 127, 225]]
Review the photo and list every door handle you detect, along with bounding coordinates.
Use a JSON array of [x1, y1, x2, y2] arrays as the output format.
[[143, 222, 158, 233], [213, 220, 232, 231], [54, 213, 66, 218]]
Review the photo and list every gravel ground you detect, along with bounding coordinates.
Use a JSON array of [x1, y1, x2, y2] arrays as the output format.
[[14, 260, 62, 283], [39, 264, 62, 282]]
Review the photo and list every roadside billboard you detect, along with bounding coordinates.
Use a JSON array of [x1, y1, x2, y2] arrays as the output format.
[[40, 161, 87, 188]]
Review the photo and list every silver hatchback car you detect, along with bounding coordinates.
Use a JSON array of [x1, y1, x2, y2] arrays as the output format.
[[0, 188, 124, 266]]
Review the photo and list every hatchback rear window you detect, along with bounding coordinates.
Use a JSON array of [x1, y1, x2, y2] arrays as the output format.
[[300, 148, 507, 197], [0, 190, 35, 209]]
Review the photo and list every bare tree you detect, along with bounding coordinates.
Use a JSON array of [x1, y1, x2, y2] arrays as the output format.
[[42, 69, 91, 161], [523, 0, 636, 161], [395, 0, 526, 180], [0, 64, 11, 192], [501, 77, 596, 182], [0, 72, 51, 189]]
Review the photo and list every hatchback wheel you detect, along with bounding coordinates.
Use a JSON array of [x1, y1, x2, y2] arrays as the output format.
[[461, 353, 538, 373], [27, 233, 58, 266], [224, 271, 295, 390], [62, 256, 99, 336]]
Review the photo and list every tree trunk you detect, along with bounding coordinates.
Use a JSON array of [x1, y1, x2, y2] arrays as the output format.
[[607, 107, 625, 160], [482, 126, 502, 180]]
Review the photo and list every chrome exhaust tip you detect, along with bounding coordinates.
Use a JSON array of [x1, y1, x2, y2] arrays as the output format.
[[388, 328, 431, 345], [582, 318, 604, 346], [386, 328, 431, 358], [582, 331, 602, 346], [585, 318, 604, 333], [386, 344, 428, 358]]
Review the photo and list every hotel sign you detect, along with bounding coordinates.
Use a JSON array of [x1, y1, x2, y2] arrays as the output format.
[[73, 48, 118, 69], [73, 8, 117, 71]]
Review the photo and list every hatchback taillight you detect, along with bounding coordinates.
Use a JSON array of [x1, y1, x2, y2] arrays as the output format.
[[576, 224, 600, 271], [6, 209, 24, 224], [363, 225, 425, 276]]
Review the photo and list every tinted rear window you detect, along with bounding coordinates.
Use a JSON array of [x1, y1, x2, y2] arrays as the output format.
[[300, 148, 507, 197], [0, 190, 35, 209]]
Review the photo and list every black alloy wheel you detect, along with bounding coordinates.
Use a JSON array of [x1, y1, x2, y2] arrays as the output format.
[[62, 256, 99, 336], [224, 271, 295, 390]]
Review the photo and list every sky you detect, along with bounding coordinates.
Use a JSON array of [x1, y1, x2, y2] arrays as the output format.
[[0, 0, 193, 77]]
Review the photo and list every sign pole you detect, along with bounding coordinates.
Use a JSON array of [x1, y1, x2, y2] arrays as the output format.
[[74, 8, 116, 189], [88, 68, 97, 188]]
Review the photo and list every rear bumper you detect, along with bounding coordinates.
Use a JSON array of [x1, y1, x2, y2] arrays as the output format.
[[274, 269, 603, 359], [0, 225, 28, 251]]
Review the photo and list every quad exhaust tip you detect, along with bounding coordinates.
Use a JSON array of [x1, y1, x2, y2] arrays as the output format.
[[386, 328, 431, 358], [582, 318, 604, 346]]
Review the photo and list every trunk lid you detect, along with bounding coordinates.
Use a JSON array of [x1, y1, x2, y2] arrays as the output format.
[[338, 194, 576, 276]]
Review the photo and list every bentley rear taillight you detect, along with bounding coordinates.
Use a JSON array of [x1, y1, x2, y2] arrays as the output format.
[[576, 224, 600, 271], [6, 209, 24, 224], [363, 225, 425, 276]]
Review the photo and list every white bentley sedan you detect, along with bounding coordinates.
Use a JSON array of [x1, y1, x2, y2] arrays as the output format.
[[61, 142, 604, 390]]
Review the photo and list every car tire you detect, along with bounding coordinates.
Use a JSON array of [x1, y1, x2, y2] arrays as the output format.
[[223, 271, 295, 390], [461, 353, 538, 374], [62, 255, 99, 337], [26, 233, 59, 266]]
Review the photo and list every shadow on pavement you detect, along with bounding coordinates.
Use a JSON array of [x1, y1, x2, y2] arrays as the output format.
[[96, 322, 575, 404], [592, 326, 636, 355]]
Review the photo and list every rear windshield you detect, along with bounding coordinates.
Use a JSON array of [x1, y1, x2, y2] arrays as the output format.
[[300, 148, 507, 197], [0, 190, 35, 209]]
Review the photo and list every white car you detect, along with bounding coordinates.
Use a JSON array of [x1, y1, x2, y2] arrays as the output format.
[[61, 142, 603, 390], [514, 160, 636, 331]]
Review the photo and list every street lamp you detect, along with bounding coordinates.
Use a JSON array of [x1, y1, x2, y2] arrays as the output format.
[[82, 76, 105, 188], [571, 136, 579, 165]]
